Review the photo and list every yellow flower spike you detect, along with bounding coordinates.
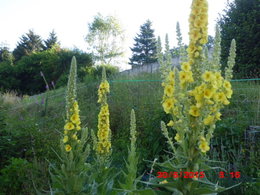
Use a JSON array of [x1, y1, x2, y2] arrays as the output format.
[[64, 122, 75, 130], [96, 69, 112, 157], [65, 144, 72, 152], [189, 105, 200, 117]]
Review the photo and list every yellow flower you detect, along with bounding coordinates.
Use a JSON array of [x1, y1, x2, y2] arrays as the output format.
[[214, 92, 229, 104], [159, 180, 168, 184], [215, 112, 221, 120], [76, 125, 81, 130], [63, 135, 68, 143], [179, 71, 193, 83], [202, 71, 214, 82], [179, 71, 188, 83], [174, 133, 181, 142], [189, 105, 200, 117], [73, 101, 79, 110], [204, 88, 214, 99], [200, 136, 206, 142], [223, 80, 231, 89], [164, 85, 174, 97], [167, 120, 174, 127], [225, 89, 233, 99], [199, 141, 210, 153], [194, 51, 200, 58], [70, 114, 79, 124], [65, 144, 72, 152], [203, 115, 214, 125], [64, 122, 75, 130], [181, 62, 191, 71], [190, 29, 201, 41], [163, 98, 174, 113], [187, 71, 194, 83], [72, 134, 78, 140], [215, 72, 223, 81], [168, 71, 175, 80]]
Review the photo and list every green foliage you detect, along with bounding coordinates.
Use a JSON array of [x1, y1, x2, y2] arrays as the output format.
[[218, 0, 260, 78], [0, 61, 20, 91], [0, 158, 32, 195], [85, 64, 119, 81], [0, 45, 13, 64], [86, 13, 125, 65], [119, 109, 139, 193], [50, 128, 91, 194], [0, 48, 93, 95], [129, 20, 157, 66]]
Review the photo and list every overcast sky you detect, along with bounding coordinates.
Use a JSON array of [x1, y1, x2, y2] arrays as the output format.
[[0, 0, 232, 70]]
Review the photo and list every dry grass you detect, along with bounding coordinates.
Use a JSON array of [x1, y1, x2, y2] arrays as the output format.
[[1, 91, 22, 105]]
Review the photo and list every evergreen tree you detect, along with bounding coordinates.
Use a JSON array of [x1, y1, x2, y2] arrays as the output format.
[[218, 0, 260, 78], [0, 44, 13, 64], [13, 30, 43, 61], [43, 30, 60, 50], [129, 20, 157, 66]]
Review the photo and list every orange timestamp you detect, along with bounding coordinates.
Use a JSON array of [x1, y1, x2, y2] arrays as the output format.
[[157, 171, 205, 179]]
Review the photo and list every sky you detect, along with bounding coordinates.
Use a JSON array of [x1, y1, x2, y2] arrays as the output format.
[[0, 0, 232, 70]]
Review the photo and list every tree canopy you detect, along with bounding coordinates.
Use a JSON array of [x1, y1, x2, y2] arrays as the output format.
[[85, 13, 125, 66], [218, 0, 260, 78], [13, 30, 43, 61]]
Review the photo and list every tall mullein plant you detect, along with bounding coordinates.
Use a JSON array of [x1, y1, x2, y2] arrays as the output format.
[[95, 67, 112, 162], [119, 109, 139, 193], [87, 67, 115, 195], [158, 0, 236, 194], [51, 57, 90, 194]]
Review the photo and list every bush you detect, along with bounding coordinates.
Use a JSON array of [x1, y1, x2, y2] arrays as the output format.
[[0, 158, 32, 194]]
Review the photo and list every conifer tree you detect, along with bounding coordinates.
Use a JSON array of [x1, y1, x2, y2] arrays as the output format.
[[218, 0, 260, 78], [129, 20, 157, 66], [13, 30, 43, 61], [43, 30, 60, 50]]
